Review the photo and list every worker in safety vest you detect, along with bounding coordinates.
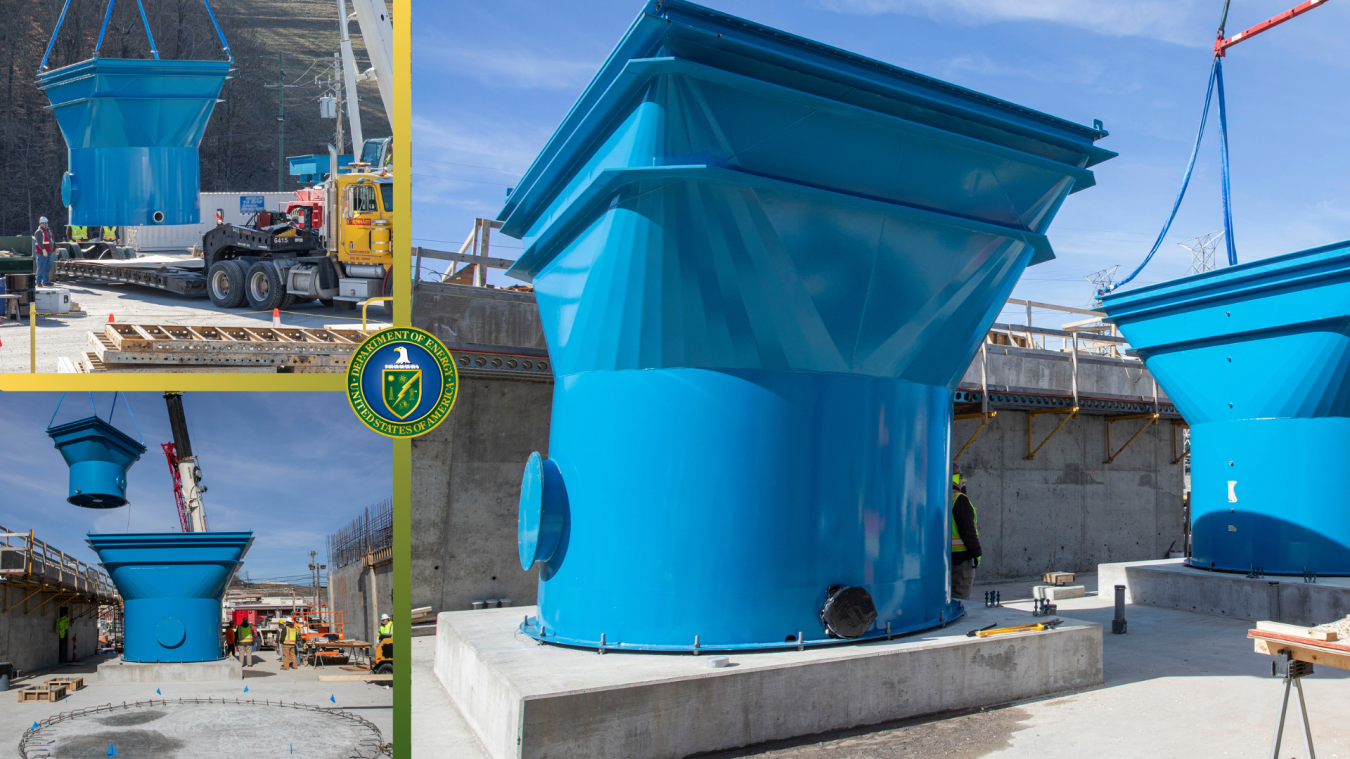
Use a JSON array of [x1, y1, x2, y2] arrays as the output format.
[[236, 618, 256, 667], [280, 619, 300, 670], [33, 217, 54, 286], [224, 620, 236, 657], [68, 225, 88, 242], [950, 463, 982, 600], [101, 226, 117, 243], [378, 613, 392, 640]]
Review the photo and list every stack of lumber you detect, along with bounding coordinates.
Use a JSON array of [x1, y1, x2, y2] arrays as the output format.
[[16, 682, 68, 702], [412, 606, 435, 625], [66, 323, 374, 373], [1249, 620, 1350, 670]]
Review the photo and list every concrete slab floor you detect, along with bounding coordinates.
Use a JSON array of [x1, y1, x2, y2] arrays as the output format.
[[413, 573, 1350, 758], [2, 647, 392, 755], [0, 281, 388, 373]]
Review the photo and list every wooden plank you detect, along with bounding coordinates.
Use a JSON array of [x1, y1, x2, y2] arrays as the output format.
[[1256, 620, 1337, 642], [1254, 637, 1350, 671], [47, 676, 83, 691]]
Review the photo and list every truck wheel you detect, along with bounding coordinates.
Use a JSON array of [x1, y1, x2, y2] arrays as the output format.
[[373, 662, 392, 675], [120, 246, 137, 259], [208, 260, 247, 308], [245, 261, 285, 311]]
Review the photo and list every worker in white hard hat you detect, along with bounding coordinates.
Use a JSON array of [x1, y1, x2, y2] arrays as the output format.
[[950, 463, 982, 600], [33, 217, 54, 286], [378, 613, 392, 640]]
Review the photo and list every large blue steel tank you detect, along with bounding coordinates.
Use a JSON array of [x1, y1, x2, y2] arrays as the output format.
[[1101, 241, 1350, 575], [47, 416, 147, 508], [87, 532, 253, 663], [38, 58, 231, 226], [500, 0, 1114, 651]]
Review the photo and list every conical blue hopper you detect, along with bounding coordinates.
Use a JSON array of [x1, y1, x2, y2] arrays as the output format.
[[47, 416, 147, 509], [502, 0, 1114, 651], [38, 58, 231, 226], [1102, 240, 1350, 575], [87, 532, 252, 663]]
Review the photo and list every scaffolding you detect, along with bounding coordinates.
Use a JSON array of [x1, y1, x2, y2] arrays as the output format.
[[0, 526, 119, 623]]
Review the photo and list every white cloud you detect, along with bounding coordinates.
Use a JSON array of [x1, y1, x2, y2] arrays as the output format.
[[417, 42, 598, 91], [817, 0, 1211, 46]]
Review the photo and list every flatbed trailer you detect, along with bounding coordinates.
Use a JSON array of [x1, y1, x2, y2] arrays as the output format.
[[54, 259, 207, 297]]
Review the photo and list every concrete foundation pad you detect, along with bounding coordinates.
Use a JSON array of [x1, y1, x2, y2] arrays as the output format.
[[97, 657, 242, 683], [1034, 585, 1086, 601], [435, 605, 1103, 759], [1099, 559, 1350, 626]]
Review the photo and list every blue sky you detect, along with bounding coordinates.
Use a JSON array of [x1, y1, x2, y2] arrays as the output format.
[[0, 392, 391, 583], [412, 0, 1349, 327]]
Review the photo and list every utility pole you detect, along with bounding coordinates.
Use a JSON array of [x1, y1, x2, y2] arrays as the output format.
[[334, 53, 345, 156], [277, 54, 285, 191]]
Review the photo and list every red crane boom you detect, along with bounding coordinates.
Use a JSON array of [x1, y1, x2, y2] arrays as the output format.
[[1215, 0, 1332, 56], [161, 442, 192, 533]]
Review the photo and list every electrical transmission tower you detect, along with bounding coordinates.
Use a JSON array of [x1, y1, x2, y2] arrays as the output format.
[[1086, 265, 1119, 307], [1179, 230, 1225, 276]]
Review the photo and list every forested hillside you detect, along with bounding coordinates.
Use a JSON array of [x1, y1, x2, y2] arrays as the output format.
[[0, 0, 391, 235]]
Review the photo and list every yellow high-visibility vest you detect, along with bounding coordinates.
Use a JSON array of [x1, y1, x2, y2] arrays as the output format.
[[379, 621, 392, 637], [951, 492, 977, 551], [285, 626, 298, 644], [69, 226, 88, 241], [57, 615, 69, 638], [102, 226, 117, 241], [237, 625, 254, 642]]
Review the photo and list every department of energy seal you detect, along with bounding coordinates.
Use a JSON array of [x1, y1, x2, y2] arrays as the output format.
[[347, 327, 458, 438]]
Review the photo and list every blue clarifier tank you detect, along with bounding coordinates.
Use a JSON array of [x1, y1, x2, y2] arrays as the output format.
[[38, 58, 231, 226], [503, 0, 1114, 651], [87, 532, 253, 663], [47, 416, 147, 509], [1101, 241, 1350, 575]]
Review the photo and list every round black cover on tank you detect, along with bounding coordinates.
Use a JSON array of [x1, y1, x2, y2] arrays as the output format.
[[820, 585, 878, 639]]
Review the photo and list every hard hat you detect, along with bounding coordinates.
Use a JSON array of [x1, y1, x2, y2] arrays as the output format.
[[39, 217, 48, 224], [380, 613, 390, 621]]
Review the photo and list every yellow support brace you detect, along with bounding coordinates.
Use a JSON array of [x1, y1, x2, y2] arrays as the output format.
[[953, 411, 997, 463], [1104, 412, 1160, 465], [1025, 407, 1078, 461]]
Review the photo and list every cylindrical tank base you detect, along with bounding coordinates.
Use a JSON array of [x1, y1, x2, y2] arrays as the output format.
[[66, 147, 202, 226], [523, 367, 964, 652], [1188, 418, 1350, 575], [123, 598, 224, 663]]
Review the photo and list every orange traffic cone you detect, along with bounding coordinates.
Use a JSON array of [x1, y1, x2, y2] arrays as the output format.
[[272, 308, 280, 328], [107, 313, 115, 323]]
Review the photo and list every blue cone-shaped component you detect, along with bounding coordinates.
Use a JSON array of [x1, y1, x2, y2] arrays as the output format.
[[38, 58, 231, 226], [503, 0, 1113, 651], [47, 416, 147, 509], [87, 532, 253, 663], [1102, 241, 1350, 575]]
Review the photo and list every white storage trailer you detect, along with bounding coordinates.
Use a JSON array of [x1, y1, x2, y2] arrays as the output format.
[[121, 191, 301, 254]]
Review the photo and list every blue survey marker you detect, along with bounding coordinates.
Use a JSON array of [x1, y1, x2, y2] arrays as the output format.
[[505, 0, 1112, 650], [87, 532, 253, 662]]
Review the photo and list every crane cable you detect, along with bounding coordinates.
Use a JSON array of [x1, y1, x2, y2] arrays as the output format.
[[1108, 1, 1243, 294]]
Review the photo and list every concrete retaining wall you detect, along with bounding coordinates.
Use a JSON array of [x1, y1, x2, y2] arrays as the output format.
[[327, 560, 393, 644], [0, 599, 99, 675], [955, 411, 1186, 580]]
